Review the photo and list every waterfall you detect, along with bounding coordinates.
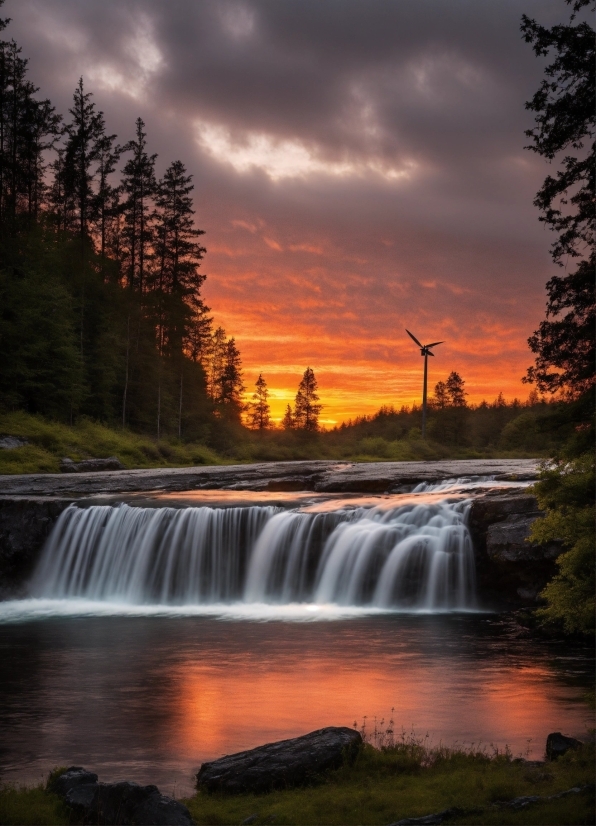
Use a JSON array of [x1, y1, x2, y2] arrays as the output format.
[[31, 498, 476, 611]]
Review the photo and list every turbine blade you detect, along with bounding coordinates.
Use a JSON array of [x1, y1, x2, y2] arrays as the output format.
[[406, 329, 423, 347], [425, 341, 444, 348], [426, 350, 435, 356]]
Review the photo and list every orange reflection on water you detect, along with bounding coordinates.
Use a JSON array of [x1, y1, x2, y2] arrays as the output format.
[[170, 651, 590, 764]]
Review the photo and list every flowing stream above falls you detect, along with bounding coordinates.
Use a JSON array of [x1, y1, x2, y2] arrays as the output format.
[[29, 490, 477, 613]]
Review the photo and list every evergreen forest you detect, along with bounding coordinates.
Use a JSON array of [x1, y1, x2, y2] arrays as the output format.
[[0, 5, 244, 454]]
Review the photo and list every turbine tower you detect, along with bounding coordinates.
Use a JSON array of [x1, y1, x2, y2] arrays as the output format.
[[405, 329, 444, 439]]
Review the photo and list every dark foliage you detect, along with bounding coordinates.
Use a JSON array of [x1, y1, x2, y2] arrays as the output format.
[[0, 6, 236, 445], [293, 367, 323, 432], [522, 0, 595, 395]]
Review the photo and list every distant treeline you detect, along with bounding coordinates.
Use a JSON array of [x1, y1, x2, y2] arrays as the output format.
[[0, 7, 244, 448], [327, 392, 578, 456], [227, 382, 586, 462]]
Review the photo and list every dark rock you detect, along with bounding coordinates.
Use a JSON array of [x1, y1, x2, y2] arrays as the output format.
[[49, 766, 99, 796], [131, 789, 196, 825], [546, 732, 583, 760], [50, 767, 194, 825], [468, 492, 563, 606], [486, 514, 563, 562], [196, 726, 362, 794], [60, 456, 125, 473], [64, 782, 100, 813], [0, 497, 74, 595], [90, 781, 194, 826], [0, 436, 28, 449]]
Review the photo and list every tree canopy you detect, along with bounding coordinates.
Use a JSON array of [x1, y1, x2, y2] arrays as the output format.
[[0, 5, 243, 443], [522, 0, 595, 395]]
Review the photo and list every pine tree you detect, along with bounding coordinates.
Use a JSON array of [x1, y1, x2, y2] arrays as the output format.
[[246, 373, 271, 429], [293, 367, 322, 431], [281, 404, 294, 430], [121, 118, 156, 292], [93, 131, 120, 276], [203, 327, 244, 420], [154, 159, 206, 356], [433, 380, 448, 409], [205, 326, 227, 401], [0, 39, 59, 231], [63, 78, 107, 241], [218, 338, 244, 420], [446, 372, 467, 407]]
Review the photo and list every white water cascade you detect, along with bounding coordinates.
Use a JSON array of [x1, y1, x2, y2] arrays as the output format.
[[30, 497, 476, 612]]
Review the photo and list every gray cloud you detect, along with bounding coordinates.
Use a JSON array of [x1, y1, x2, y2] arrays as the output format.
[[7, 0, 569, 410]]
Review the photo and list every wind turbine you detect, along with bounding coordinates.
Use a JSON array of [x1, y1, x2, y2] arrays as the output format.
[[405, 330, 444, 439]]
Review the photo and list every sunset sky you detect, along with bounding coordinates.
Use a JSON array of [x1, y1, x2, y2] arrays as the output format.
[[11, 0, 567, 425]]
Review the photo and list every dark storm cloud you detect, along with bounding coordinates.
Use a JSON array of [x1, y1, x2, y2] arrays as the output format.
[[12, 0, 555, 259], [13, 0, 560, 162], [7, 0, 569, 416]]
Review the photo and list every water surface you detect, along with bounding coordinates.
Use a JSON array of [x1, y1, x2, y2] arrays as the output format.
[[0, 614, 591, 796]]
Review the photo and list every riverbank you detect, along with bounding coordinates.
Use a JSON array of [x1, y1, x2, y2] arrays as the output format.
[[0, 411, 550, 476], [1, 738, 593, 825]]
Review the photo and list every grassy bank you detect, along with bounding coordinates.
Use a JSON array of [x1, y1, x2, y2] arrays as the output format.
[[1, 740, 593, 826], [183, 739, 594, 826], [0, 411, 224, 474], [0, 411, 544, 475]]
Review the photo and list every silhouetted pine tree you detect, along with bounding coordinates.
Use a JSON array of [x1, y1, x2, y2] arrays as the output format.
[[155, 160, 206, 353], [121, 118, 156, 293], [217, 338, 244, 421], [93, 131, 121, 278], [294, 367, 322, 431], [432, 380, 448, 409], [0, 39, 60, 232], [62, 79, 107, 242], [281, 404, 294, 430], [445, 372, 467, 407], [246, 373, 271, 429]]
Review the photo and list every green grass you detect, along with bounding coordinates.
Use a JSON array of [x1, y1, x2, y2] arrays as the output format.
[[0, 411, 223, 474], [181, 740, 595, 826], [1, 743, 593, 826], [0, 410, 549, 474], [0, 783, 71, 826]]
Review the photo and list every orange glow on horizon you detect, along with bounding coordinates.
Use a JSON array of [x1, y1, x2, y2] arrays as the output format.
[[202, 213, 551, 426], [214, 319, 538, 427]]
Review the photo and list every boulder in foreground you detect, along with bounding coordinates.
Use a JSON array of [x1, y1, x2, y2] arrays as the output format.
[[196, 726, 362, 794], [546, 732, 583, 760], [49, 766, 194, 825]]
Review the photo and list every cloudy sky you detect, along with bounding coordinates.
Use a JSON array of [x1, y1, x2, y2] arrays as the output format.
[[11, 0, 568, 423]]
